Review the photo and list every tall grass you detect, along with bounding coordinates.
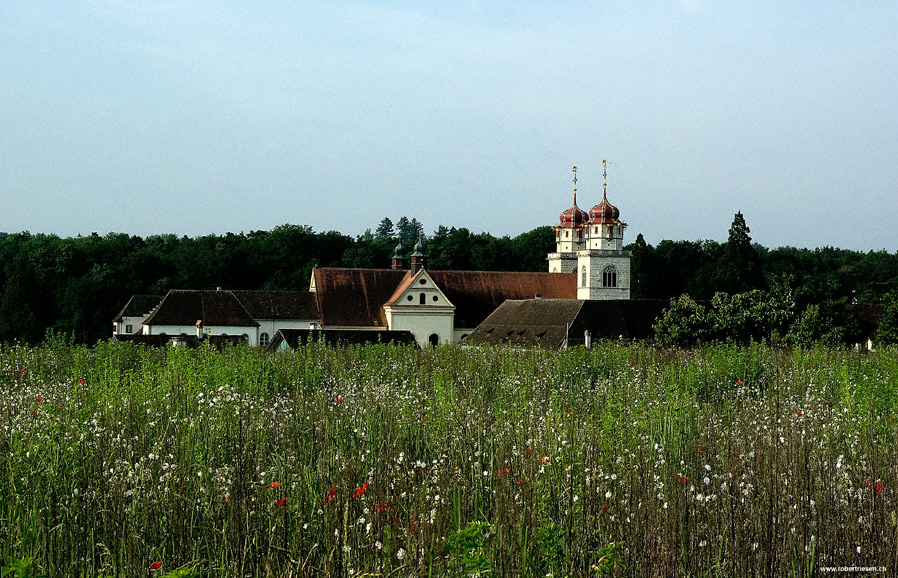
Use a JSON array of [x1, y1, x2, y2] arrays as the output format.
[[0, 340, 895, 576]]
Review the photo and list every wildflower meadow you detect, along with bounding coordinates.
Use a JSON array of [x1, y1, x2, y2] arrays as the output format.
[[1, 339, 895, 576]]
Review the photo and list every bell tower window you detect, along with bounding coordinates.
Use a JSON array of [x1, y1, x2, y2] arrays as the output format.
[[581, 266, 587, 287], [602, 266, 618, 288]]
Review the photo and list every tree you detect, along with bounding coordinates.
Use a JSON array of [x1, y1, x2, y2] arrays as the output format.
[[874, 292, 898, 346], [375, 217, 395, 238], [714, 211, 766, 294], [653, 295, 711, 347], [396, 217, 414, 241]]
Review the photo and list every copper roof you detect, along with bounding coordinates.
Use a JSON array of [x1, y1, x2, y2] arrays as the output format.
[[143, 290, 260, 327]]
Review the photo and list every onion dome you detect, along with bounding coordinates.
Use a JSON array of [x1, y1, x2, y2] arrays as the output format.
[[559, 201, 589, 227], [589, 193, 620, 224], [392, 242, 406, 259]]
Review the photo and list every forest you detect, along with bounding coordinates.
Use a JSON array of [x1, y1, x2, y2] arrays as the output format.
[[1, 213, 897, 345]]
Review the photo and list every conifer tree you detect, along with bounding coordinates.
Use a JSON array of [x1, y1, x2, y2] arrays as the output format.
[[714, 211, 766, 294]]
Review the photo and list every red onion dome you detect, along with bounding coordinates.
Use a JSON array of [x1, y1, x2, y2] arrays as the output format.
[[559, 202, 589, 227], [589, 195, 620, 224]]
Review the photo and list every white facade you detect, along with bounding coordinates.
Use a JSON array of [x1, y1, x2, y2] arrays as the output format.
[[114, 315, 147, 335], [383, 270, 456, 347], [144, 323, 259, 345]]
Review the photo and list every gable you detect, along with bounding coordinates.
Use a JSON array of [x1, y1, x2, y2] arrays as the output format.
[[113, 294, 163, 322], [385, 269, 455, 309]]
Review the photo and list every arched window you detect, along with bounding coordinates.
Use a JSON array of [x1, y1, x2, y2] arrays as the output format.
[[581, 266, 587, 287], [602, 266, 618, 288], [419, 293, 426, 304], [259, 332, 270, 347], [428, 333, 440, 347]]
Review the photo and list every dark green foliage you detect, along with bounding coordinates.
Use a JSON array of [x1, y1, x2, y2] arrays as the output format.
[[2, 208, 898, 345], [714, 212, 766, 294], [874, 291, 898, 346]]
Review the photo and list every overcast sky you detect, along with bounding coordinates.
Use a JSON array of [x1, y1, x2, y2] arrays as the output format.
[[1, 1, 896, 251]]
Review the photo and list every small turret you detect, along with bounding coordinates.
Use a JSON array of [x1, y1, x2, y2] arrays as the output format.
[[391, 242, 407, 270], [410, 237, 428, 273]]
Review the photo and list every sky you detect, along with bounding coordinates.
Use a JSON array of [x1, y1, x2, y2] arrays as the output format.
[[1, 1, 896, 251]]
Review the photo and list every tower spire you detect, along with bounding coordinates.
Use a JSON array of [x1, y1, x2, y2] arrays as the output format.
[[572, 165, 578, 205], [602, 159, 608, 200]]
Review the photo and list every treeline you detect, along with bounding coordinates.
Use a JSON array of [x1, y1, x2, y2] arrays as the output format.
[[1, 213, 897, 345], [0, 223, 553, 344]]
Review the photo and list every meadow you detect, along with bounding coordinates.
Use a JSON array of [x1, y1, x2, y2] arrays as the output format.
[[1, 339, 895, 577]]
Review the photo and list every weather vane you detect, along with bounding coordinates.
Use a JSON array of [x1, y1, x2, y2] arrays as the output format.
[[602, 159, 608, 197], [572, 165, 578, 204]]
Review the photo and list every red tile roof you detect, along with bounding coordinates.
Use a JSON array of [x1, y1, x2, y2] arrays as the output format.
[[429, 270, 576, 328], [312, 267, 577, 330], [312, 268, 407, 327]]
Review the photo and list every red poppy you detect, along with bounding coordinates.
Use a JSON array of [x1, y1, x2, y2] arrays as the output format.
[[377, 502, 389, 513], [497, 468, 510, 478], [269, 481, 280, 490], [515, 480, 524, 485], [736, 380, 742, 385], [337, 396, 343, 403], [35, 396, 43, 403], [874, 482, 884, 495], [797, 412, 803, 417], [17, 369, 25, 373], [150, 561, 162, 571], [276, 498, 288, 507], [352, 481, 368, 498], [327, 486, 336, 503], [79, 380, 85, 385], [677, 475, 689, 485]]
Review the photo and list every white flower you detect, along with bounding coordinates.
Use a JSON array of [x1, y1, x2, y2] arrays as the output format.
[[605, 490, 612, 499], [704, 464, 711, 471], [397, 548, 406, 560]]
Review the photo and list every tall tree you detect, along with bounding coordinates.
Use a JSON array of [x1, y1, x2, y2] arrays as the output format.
[[714, 211, 766, 294], [375, 217, 395, 238]]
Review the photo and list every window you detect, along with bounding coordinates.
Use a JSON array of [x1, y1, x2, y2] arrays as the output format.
[[432, 295, 438, 302], [581, 266, 587, 287], [419, 278, 427, 285], [429, 333, 440, 346], [259, 332, 270, 347], [420, 293, 426, 304], [565, 231, 569, 238], [602, 266, 618, 288], [125, 324, 133, 333]]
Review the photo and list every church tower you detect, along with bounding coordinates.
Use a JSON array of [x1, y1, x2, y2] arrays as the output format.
[[548, 166, 589, 274], [577, 160, 631, 300]]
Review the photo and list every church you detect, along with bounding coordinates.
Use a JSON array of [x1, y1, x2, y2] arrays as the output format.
[[113, 164, 662, 349]]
